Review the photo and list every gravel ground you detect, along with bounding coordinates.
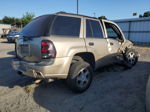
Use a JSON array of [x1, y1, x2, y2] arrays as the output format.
[[0, 39, 150, 112]]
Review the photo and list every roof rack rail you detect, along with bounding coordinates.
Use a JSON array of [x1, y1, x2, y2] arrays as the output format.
[[55, 12, 98, 19]]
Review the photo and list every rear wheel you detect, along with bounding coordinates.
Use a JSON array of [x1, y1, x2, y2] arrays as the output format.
[[123, 48, 138, 68], [67, 61, 93, 93]]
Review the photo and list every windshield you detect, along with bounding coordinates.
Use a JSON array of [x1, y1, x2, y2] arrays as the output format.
[[8, 31, 19, 36], [21, 15, 54, 37]]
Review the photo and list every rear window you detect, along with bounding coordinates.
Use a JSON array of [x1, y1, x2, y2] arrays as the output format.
[[21, 15, 54, 37], [51, 16, 81, 37]]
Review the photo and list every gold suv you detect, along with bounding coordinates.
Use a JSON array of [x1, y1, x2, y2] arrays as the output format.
[[12, 12, 139, 92]]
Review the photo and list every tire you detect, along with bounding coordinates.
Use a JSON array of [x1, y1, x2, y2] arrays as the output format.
[[67, 61, 93, 93], [123, 48, 138, 68]]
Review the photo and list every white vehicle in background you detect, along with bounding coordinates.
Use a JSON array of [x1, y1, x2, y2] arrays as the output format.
[[0, 24, 11, 38]]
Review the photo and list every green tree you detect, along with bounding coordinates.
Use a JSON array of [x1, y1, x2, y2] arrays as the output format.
[[15, 18, 22, 27], [21, 12, 35, 26], [0, 20, 2, 24], [139, 11, 150, 18], [133, 13, 137, 16], [143, 11, 150, 17], [98, 16, 107, 20], [2, 16, 14, 24], [2, 16, 22, 27], [0, 12, 35, 27]]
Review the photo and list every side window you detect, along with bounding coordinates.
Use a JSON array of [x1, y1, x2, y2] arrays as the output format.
[[86, 20, 93, 37], [105, 23, 122, 40], [86, 19, 103, 38], [51, 16, 81, 37], [106, 28, 118, 37]]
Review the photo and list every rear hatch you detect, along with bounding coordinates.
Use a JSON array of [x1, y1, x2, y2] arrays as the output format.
[[16, 15, 55, 62]]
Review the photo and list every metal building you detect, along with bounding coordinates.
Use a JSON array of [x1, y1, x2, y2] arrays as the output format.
[[114, 17, 150, 45]]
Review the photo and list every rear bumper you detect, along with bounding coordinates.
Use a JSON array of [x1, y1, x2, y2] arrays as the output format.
[[12, 57, 72, 79]]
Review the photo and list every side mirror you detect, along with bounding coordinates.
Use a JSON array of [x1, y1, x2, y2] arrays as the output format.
[[117, 38, 124, 43]]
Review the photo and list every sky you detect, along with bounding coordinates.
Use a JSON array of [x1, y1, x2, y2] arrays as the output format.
[[0, 0, 149, 20]]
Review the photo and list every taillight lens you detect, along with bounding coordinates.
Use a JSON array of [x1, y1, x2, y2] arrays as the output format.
[[41, 40, 56, 59]]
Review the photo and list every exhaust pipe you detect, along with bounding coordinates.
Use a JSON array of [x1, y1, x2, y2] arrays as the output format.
[[17, 71, 22, 75], [17, 71, 25, 76], [32, 70, 45, 78]]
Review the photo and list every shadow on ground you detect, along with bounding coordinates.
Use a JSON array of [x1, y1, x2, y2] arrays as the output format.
[[33, 61, 150, 112], [0, 54, 35, 88], [0, 41, 14, 44], [7, 51, 16, 56]]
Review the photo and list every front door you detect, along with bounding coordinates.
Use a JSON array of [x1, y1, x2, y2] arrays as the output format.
[[102, 20, 125, 63]]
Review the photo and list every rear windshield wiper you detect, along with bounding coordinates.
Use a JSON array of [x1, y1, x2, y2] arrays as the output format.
[[23, 36, 35, 41]]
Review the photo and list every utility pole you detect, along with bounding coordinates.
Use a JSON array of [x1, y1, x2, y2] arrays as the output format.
[[93, 12, 96, 17], [77, 0, 79, 14]]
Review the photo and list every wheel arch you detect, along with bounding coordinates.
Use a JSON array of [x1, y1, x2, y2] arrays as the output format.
[[73, 52, 96, 69]]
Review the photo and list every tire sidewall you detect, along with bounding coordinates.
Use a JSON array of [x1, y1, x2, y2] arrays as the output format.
[[67, 61, 93, 93], [124, 48, 138, 68]]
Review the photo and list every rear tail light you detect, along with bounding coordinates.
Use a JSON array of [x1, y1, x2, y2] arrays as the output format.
[[41, 40, 56, 59]]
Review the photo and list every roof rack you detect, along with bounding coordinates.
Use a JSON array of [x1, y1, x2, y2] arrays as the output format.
[[56, 11, 98, 19]]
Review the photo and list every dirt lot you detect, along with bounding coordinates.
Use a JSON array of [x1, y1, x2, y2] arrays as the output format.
[[0, 39, 150, 112]]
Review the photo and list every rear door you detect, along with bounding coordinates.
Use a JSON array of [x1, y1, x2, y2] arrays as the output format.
[[84, 18, 109, 68]]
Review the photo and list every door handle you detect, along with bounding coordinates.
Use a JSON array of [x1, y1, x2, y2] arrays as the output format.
[[89, 42, 94, 46], [110, 42, 114, 45]]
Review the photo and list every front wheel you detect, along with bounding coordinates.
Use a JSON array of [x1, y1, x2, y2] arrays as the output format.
[[123, 48, 139, 68], [67, 61, 93, 93]]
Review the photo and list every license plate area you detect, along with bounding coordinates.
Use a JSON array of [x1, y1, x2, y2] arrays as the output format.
[[19, 44, 30, 56]]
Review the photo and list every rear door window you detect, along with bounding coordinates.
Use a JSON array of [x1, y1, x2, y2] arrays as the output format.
[[51, 16, 81, 37], [86, 20, 93, 37], [86, 19, 103, 38]]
